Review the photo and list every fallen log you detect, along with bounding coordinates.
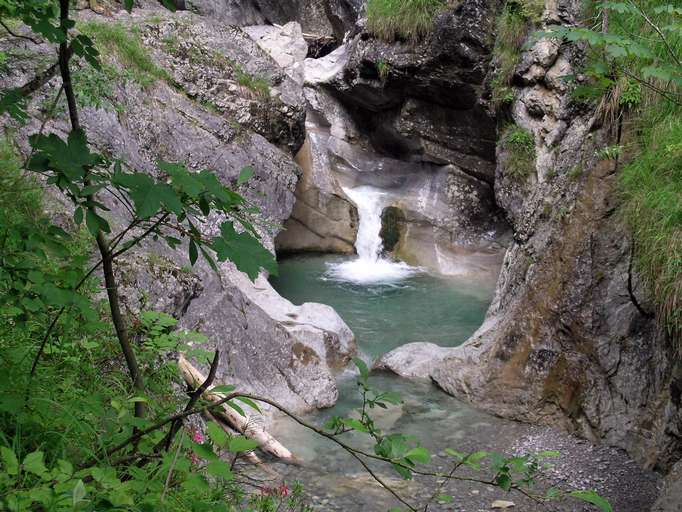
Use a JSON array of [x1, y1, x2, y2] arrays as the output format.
[[177, 355, 299, 465]]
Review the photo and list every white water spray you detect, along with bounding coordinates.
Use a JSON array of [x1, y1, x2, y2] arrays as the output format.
[[326, 186, 419, 284]]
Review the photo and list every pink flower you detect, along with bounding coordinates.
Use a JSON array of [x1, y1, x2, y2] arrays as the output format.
[[278, 484, 290, 497], [192, 428, 204, 444]]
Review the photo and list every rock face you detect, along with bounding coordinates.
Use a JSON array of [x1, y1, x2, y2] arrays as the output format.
[[328, 0, 497, 182], [184, 0, 362, 40], [271, 4, 509, 275], [0, 6, 356, 415], [424, 0, 682, 471], [652, 460, 682, 512]]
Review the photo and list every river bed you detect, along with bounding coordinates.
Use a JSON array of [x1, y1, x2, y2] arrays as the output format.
[[265, 185, 660, 511]]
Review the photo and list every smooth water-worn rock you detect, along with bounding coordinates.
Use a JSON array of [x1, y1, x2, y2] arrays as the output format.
[[0, 6, 355, 416], [244, 22, 309, 84], [373, 342, 453, 379]]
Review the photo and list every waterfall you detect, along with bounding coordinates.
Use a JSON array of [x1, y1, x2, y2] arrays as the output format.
[[326, 186, 419, 284]]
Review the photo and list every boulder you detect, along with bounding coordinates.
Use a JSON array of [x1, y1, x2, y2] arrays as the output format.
[[373, 343, 454, 379], [244, 22, 309, 84]]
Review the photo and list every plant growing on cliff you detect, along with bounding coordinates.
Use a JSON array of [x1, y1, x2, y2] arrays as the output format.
[[491, 0, 544, 107], [366, 0, 447, 43], [501, 125, 536, 178], [535, 0, 682, 339]]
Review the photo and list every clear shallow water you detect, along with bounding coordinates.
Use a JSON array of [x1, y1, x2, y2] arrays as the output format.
[[270, 254, 494, 360]]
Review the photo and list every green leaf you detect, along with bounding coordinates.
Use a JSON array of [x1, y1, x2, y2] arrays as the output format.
[[569, 490, 613, 512], [1, 447, 18, 476], [72, 479, 87, 506], [124, 0, 134, 12], [392, 462, 413, 480], [0, 89, 29, 123], [496, 473, 512, 491], [405, 447, 430, 465], [29, 130, 102, 182], [237, 166, 254, 186], [159, 0, 177, 11], [85, 209, 110, 236], [445, 448, 465, 460], [436, 494, 453, 503], [206, 422, 228, 448], [211, 221, 277, 281], [235, 396, 261, 413], [22, 451, 47, 477], [341, 418, 369, 433], [353, 357, 369, 382], [192, 442, 218, 461], [189, 239, 198, 266], [225, 400, 246, 417], [74, 206, 84, 225], [463, 450, 491, 469], [211, 384, 236, 394], [227, 436, 258, 453], [206, 460, 234, 480]]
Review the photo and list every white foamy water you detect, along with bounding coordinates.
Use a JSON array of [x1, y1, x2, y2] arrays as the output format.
[[325, 186, 420, 284]]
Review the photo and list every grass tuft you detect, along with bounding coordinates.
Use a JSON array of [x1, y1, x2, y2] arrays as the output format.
[[234, 64, 270, 97], [620, 116, 682, 341], [490, 0, 545, 107], [366, 0, 447, 43], [78, 21, 170, 89], [500, 125, 536, 178]]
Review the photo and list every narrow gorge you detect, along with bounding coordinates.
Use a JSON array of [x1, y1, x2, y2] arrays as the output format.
[[0, 0, 680, 510]]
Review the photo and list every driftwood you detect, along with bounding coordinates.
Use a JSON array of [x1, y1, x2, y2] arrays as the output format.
[[177, 355, 299, 464]]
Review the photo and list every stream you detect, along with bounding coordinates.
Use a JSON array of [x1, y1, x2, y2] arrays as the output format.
[[268, 186, 660, 511]]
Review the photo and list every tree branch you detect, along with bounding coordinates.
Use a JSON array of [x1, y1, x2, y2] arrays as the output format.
[[161, 350, 220, 450]]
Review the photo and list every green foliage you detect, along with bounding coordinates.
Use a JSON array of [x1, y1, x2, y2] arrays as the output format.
[[620, 116, 682, 338], [72, 63, 121, 112], [0, 51, 8, 73], [491, 0, 544, 106], [537, 1, 682, 107], [500, 125, 536, 178], [539, 1, 682, 339], [0, 1, 613, 510], [366, 0, 447, 43], [78, 21, 170, 89], [233, 64, 270, 97], [376, 58, 391, 81]]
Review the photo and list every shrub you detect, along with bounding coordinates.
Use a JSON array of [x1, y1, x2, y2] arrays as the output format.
[[366, 0, 447, 43], [501, 125, 536, 178]]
